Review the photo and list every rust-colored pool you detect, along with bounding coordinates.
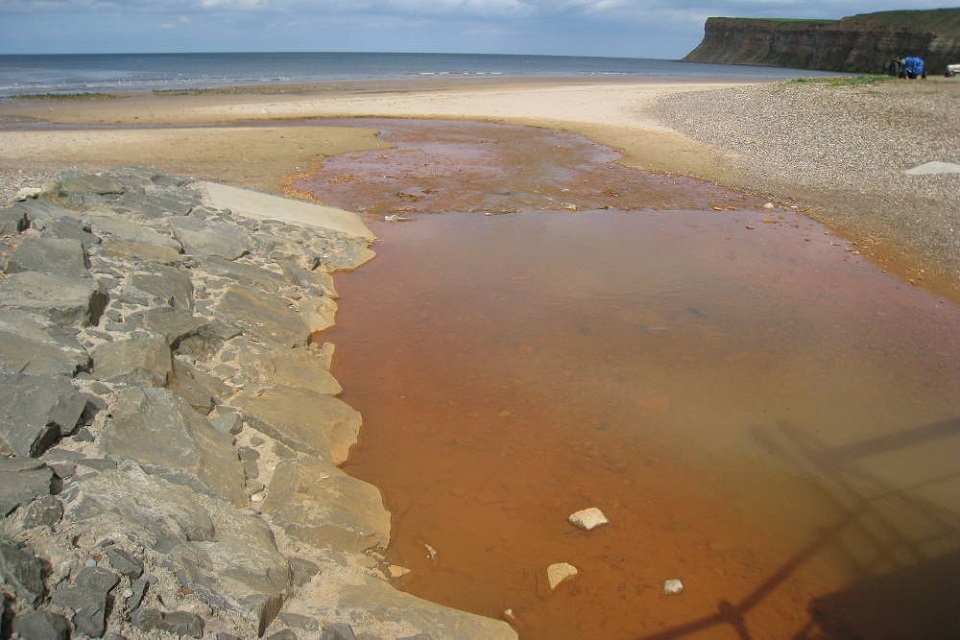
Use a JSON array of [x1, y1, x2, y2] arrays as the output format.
[[302, 120, 960, 640]]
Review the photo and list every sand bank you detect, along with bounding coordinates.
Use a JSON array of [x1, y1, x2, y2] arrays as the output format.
[[2, 76, 958, 298]]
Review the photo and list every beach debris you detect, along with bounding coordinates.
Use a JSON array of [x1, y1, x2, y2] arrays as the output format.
[[568, 507, 609, 531], [763, 202, 776, 209], [501, 608, 523, 628], [546, 562, 579, 590], [662, 578, 684, 595], [423, 541, 439, 563], [384, 214, 411, 222]]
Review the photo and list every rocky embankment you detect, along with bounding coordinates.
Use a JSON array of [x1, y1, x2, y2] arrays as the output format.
[[0, 168, 516, 640], [683, 9, 960, 74]]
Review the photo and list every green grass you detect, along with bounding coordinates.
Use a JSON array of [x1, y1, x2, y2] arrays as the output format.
[[786, 74, 895, 87]]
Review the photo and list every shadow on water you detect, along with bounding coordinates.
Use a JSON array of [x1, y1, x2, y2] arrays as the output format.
[[635, 417, 960, 639], [300, 118, 960, 639]]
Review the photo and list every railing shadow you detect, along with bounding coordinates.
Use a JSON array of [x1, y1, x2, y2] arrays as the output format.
[[633, 417, 960, 640]]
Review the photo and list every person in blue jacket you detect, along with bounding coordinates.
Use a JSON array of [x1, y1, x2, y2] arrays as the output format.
[[902, 56, 926, 79]]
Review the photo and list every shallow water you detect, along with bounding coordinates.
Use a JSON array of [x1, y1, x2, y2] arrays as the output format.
[[303, 120, 960, 639]]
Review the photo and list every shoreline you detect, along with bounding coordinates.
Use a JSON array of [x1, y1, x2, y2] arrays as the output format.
[[2, 75, 958, 302]]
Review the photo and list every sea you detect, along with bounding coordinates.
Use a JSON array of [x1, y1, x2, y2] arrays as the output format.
[[0, 51, 842, 97]]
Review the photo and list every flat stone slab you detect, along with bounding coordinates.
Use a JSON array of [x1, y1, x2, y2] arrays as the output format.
[[0, 373, 90, 457], [4, 237, 88, 276], [262, 458, 390, 553], [196, 181, 375, 242], [904, 161, 960, 175], [168, 216, 253, 259], [215, 285, 308, 346], [0, 272, 104, 327], [100, 387, 246, 505], [231, 385, 360, 463], [0, 458, 53, 516], [0, 309, 89, 377]]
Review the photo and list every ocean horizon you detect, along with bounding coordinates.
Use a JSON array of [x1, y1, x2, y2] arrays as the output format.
[[0, 51, 841, 98]]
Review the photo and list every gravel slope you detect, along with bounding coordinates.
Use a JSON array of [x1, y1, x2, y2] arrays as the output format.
[[651, 78, 960, 290]]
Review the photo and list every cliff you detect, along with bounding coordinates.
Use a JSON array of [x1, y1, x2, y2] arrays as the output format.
[[683, 9, 960, 74]]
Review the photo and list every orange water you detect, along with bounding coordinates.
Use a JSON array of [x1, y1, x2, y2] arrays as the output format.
[[305, 120, 960, 639]]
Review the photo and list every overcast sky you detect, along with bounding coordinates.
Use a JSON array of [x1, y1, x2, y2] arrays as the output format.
[[0, 1, 953, 59]]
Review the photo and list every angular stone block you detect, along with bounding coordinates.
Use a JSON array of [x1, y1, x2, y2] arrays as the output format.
[[0, 272, 105, 327], [0, 373, 91, 457], [100, 387, 245, 505], [91, 333, 173, 387], [4, 237, 88, 276], [168, 216, 252, 259], [231, 385, 360, 463], [262, 458, 390, 553]]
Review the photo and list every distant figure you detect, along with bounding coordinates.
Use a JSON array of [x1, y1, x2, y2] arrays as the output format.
[[887, 58, 904, 77], [902, 56, 926, 79]]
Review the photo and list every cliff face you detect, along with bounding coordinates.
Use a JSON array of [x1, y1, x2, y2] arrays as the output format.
[[683, 10, 960, 74]]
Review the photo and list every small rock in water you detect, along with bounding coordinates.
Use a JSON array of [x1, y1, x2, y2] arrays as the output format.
[[387, 564, 410, 579], [568, 507, 609, 531], [662, 578, 684, 595], [763, 202, 775, 209], [423, 542, 438, 563], [546, 562, 578, 590]]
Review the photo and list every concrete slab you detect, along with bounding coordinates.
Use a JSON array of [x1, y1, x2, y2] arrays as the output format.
[[194, 182, 375, 241], [904, 161, 960, 175]]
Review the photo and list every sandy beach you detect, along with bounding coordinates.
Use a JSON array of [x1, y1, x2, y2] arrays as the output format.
[[2, 75, 958, 299]]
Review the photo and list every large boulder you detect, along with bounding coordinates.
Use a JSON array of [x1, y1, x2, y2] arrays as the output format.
[[0, 309, 89, 377], [0, 373, 91, 458], [0, 458, 53, 516], [214, 286, 308, 346], [99, 387, 245, 505], [90, 333, 173, 387], [0, 272, 106, 327]]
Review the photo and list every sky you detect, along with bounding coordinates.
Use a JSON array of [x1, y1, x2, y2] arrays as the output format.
[[0, 1, 953, 59]]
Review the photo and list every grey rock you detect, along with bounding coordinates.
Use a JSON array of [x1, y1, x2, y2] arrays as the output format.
[[168, 216, 252, 259], [216, 634, 242, 640], [85, 214, 181, 249], [279, 260, 339, 299], [63, 463, 216, 552], [262, 458, 389, 553], [0, 373, 91, 458], [4, 237, 88, 277], [0, 309, 90, 377], [0, 271, 106, 327], [21, 495, 64, 529], [168, 357, 231, 413], [197, 256, 288, 294], [208, 408, 243, 436], [100, 387, 245, 505], [227, 339, 342, 395], [214, 285, 308, 346], [0, 458, 53, 516], [52, 585, 109, 638], [59, 173, 124, 197], [7, 199, 75, 233], [174, 319, 240, 360], [172, 507, 292, 636], [105, 547, 144, 579], [0, 539, 46, 606], [133, 308, 207, 349], [131, 609, 205, 639], [12, 610, 70, 640], [91, 333, 172, 387], [125, 577, 148, 612], [287, 557, 320, 588], [100, 239, 185, 265], [231, 385, 360, 464], [76, 565, 120, 596], [266, 630, 299, 640], [0, 204, 29, 234], [119, 266, 194, 311], [322, 622, 357, 640]]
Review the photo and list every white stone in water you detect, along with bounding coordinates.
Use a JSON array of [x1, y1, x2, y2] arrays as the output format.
[[763, 202, 776, 209], [387, 565, 410, 579], [568, 507, 609, 531], [547, 562, 579, 590], [662, 578, 684, 595]]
